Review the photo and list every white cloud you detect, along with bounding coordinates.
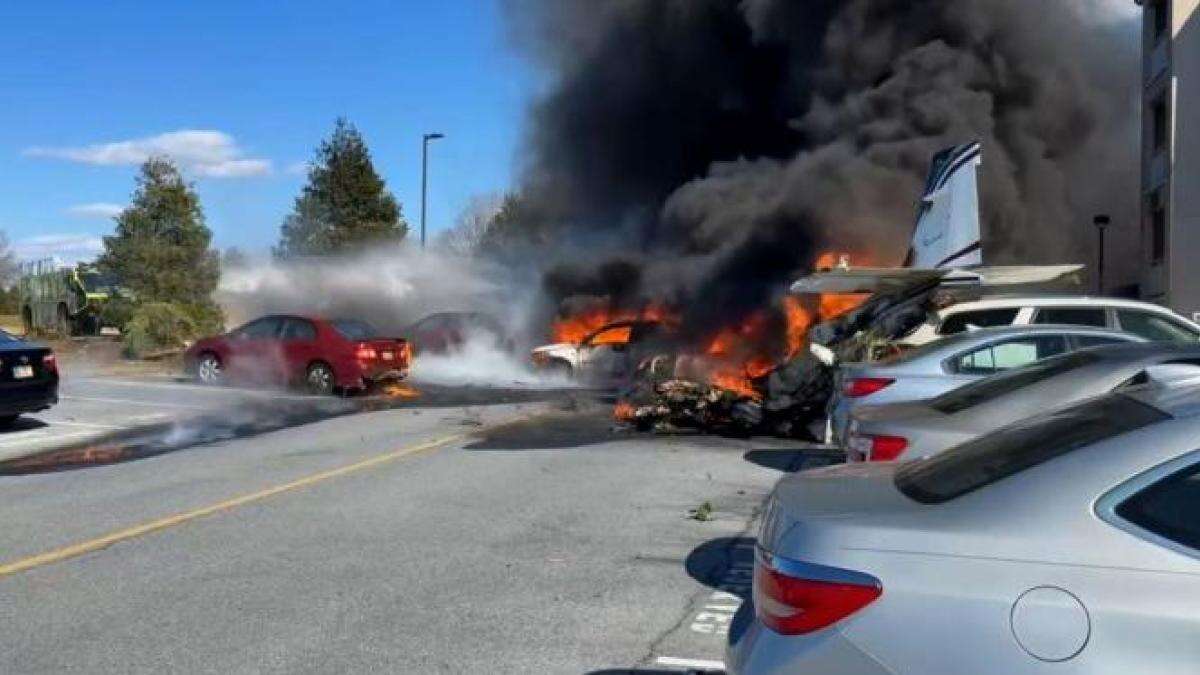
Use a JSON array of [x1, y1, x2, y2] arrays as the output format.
[[285, 161, 308, 176], [13, 234, 105, 264], [65, 202, 125, 219], [25, 130, 272, 178]]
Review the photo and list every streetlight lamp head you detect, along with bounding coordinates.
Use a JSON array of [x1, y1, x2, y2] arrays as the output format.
[[1093, 214, 1111, 229], [425, 133, 445, 141]]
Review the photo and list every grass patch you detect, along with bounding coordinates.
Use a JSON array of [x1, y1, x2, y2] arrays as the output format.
[[688, 501, 715, 522]]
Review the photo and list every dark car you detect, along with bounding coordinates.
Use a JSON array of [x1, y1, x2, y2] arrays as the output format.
[[406, 311, 511, 355], [185, 315, 410, 396], [0, 331, 58, 426]]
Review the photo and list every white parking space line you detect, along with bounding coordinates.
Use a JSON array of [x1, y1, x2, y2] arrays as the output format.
[[34, 419, 125, 430], [59, 396, 208, 410], [0, 430, 96, 448], [655, 656, 725, 670], [71, 378, 317, 401]]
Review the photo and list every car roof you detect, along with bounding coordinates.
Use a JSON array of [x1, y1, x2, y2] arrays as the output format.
[[942, 323, 1136, 339], [894, 324, 1141, 360], [905, 344, 1200, 418], [947, 295, 1189, 315], [1076, 342, 1200, 362]]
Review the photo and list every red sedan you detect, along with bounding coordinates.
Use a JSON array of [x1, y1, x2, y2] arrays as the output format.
[[185, 315, 410, 395]]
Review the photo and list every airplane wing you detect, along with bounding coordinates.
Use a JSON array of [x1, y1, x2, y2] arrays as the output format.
[[789, 268, 947, 294], [790, 264, 1084, 295]]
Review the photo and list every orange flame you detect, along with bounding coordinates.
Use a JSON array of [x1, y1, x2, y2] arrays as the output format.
[[702, 312, 774, 400], [710, 369, 764, 401], [811, 251, 869, 321], [379, 382, 422, 399], [614, 401, 637, 422], [551, 303, 676, 344], [783, 295, 815, 360]]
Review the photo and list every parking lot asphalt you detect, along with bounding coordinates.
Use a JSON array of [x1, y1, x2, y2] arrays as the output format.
[[0, 374, 318, 462], [0, 388, 816, 673]]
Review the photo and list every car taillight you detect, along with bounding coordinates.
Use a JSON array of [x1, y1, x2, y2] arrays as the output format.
[[843, 377, 894, 398], [754, 550, 882, 635], [42, 353, 58, 374], [846, 433, 908, 462], [868, 434, 908, 461], [355, 344, 378, 361]]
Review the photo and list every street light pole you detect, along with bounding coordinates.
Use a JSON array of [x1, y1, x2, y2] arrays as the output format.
[[1094, 214, 1111, 295], [420, 133, 444, 249]]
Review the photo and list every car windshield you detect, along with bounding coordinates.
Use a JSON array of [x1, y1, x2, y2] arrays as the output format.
[[896, 393, 1169, 504], [332, 319, 379, 340], [929, 350, 1103, 414]]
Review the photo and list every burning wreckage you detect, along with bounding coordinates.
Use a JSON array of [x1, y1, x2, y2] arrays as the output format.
[[614, 282, 928, 438], [599, 143, 1083, 438]]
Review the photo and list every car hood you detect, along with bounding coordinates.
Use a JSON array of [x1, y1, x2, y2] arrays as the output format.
[[532, 343, 579, 359]]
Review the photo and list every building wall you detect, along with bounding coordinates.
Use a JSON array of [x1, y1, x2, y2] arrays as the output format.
[[1140, 0, 1171, 304], [1139, 0, 1200, 317], [1170, 3, 1200, 320]]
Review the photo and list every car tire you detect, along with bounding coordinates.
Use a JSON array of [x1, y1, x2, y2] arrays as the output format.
[[195, 352, 223, 385], [546, 359, 574, 380], [305, 362, 336, 397]]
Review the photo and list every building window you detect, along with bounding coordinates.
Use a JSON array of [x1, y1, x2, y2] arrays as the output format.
[[1150, 190, 1167, 265], [1152, 0, 1170, 41]]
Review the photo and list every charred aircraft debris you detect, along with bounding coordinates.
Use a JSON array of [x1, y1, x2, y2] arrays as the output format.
[[608, 143, 1083, 439]]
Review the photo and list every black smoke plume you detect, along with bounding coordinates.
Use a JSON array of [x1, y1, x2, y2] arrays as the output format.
[[503, 0, 1139, 339]]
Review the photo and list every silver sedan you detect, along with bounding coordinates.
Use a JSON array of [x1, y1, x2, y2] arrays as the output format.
[[728, 382, 1200, 674], [828, 324, 1143, 445], [844, 342, 1200, 462]]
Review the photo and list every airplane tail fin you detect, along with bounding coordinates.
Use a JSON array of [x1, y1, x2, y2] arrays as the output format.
[[904, 142, 982, 270]]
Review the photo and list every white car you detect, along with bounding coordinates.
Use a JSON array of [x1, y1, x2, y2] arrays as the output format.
[[530, 319, 670, 384], [902, 295, 1200, 347]]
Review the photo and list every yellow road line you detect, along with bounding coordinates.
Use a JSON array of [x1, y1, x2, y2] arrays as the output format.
[[0, 433, 466, 580]]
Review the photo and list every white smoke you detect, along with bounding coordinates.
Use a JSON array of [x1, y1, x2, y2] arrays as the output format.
[[217, 244, 537, 343], [215, 243, 577, 389], [409, 329, 573, 389]]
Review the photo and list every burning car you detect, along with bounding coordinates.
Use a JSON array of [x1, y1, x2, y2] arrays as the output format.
[[185, 315, 410, 396], [532, 319, 672, 385]]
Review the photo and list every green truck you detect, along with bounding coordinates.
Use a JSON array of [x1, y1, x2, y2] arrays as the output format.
[[18, 259, 124, 336]]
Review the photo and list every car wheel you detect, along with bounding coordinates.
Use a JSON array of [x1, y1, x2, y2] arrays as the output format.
[[546, 359, 574, 380], [196, 353, 223, 385], [305, 362, 336, 396]]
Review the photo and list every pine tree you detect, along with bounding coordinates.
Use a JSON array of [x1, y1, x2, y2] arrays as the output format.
[[99, 157, 220, 311], [277, 118, 406, 257]]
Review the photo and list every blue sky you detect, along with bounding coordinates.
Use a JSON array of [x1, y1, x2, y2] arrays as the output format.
[[0, 1, 536, 262]]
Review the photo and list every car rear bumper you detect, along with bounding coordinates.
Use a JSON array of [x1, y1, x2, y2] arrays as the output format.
[[727, 611, 895, 675], [0, 380, 58, 415], [365, 368, 408, 383], [342, 368, 409, 390]]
